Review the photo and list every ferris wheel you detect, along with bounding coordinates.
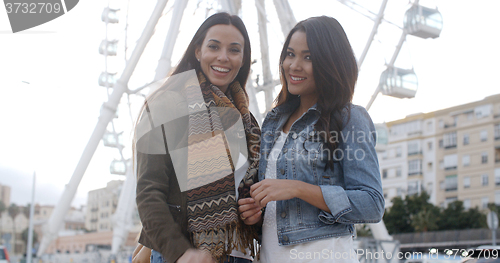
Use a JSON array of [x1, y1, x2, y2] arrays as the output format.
[[36, 0, 443, 260]]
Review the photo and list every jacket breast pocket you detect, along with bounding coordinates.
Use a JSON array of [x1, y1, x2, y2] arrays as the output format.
[[299, 131, 323, 162]]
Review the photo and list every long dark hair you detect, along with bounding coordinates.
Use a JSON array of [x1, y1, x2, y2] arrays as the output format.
[[171, 12, 251, 92], [276, 16, 358, 168]]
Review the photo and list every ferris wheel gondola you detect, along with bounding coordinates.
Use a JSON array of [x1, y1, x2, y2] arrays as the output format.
[[404, 4, 443, 39], [379, 66, 418, 99]]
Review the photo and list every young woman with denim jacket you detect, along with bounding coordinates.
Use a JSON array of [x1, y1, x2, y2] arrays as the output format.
[[135, 13, 261, 263], [237, 16, 385, 262]]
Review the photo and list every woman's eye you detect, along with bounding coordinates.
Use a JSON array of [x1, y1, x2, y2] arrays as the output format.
[[208, 45, 219, 50], [305, 55, 312, 60], [230, 48, 241, 53], [287, 51, 294, 57]]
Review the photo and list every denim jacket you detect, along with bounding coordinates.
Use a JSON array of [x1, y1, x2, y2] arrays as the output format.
[[258, 99, 384, 245]]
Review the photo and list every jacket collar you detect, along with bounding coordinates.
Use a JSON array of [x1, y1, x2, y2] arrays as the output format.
[[269, 97, 321, 117]]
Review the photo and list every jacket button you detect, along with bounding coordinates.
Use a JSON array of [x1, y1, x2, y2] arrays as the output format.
[[283, 148, 288, 153], [281, 212, 286, 218], [280, 169, 285, 175], [292, 133, 298, 139], [283, 235, 289, 242]]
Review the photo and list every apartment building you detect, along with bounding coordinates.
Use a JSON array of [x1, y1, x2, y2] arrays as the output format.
[[85, 180, 123, 232], [379, 94, 500, 209], [0, 184, 11, 207]]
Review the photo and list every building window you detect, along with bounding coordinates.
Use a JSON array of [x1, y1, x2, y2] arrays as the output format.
[[482, 197, 489, 209], [495, 124, 500, 140], [463, 134, 469, 145], [444, 154, 458, 170], [439, 139, 443, 148], [408, 181, 420, 196], [482, 174, 489, 186], [444, 132, 457, 148], [445, 175, 458, 192], [462, 155, 470, 167], [496, 191, 500, 205], [495, 168, 500, 186], [439, 120, 444, 128], [428, 142, 433, 150], [408, 141, 420, 156], [481, 130, 488, 142], [427, 162, 433, 171], [396, 167, 402, 177], [464, 177, 471, 188], [476, 105, 492, 119], [396, 147, 402, 157], [482, 152, 488, 164], [466, 111, 474, 120], [464, 199, 471, 210], [495, 147, 500, 163], [382, 169, 388, 179], [408, 159, 422, 175], [427, 122, 433, 131], [397, 187, 403, 197]]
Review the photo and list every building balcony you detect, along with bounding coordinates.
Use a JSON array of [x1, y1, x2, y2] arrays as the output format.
[[444, 166, 457, 171], [444, 144, 457, 149], [408, 151, 423, 156], [408, 171, 423, 176], [444, 123, 456, 129]]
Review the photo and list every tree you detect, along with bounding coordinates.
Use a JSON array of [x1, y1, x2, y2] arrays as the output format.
[[437, 200, 464, 230], [384, 196, 413, 234], [8, 204, 20, 253], [0, 201, 6, 238], [0, 201, 5, 214], [411, 207, 439, 232], [460, 207, 486, 229], [21, 227, 38, 249]]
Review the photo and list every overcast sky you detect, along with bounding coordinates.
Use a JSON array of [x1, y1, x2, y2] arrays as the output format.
[[0, 0, 499, 209]]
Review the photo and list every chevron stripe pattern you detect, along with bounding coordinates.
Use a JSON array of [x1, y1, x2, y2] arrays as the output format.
[[182, 72, 261, 261]]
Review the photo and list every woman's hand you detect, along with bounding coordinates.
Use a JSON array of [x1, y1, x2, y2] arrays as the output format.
[[238, 198, 262, 225], [251, 179, 331, 212], [250, 179, 300, 207], [177, 249, 215, 263]]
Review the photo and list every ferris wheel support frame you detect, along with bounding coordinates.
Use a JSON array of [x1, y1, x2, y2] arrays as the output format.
[[153, 0, 189, 83], [357, 0, 388, 70], [256, 0, 274, 112], [365, 30, 408, 111], [36, 0, 170, 257]]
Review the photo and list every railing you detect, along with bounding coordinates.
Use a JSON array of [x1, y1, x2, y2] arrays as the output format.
[[393, 228, 500, 248]]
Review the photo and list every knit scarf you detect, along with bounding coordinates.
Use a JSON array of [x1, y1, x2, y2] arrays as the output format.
[[185, 72, 260, 262]]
